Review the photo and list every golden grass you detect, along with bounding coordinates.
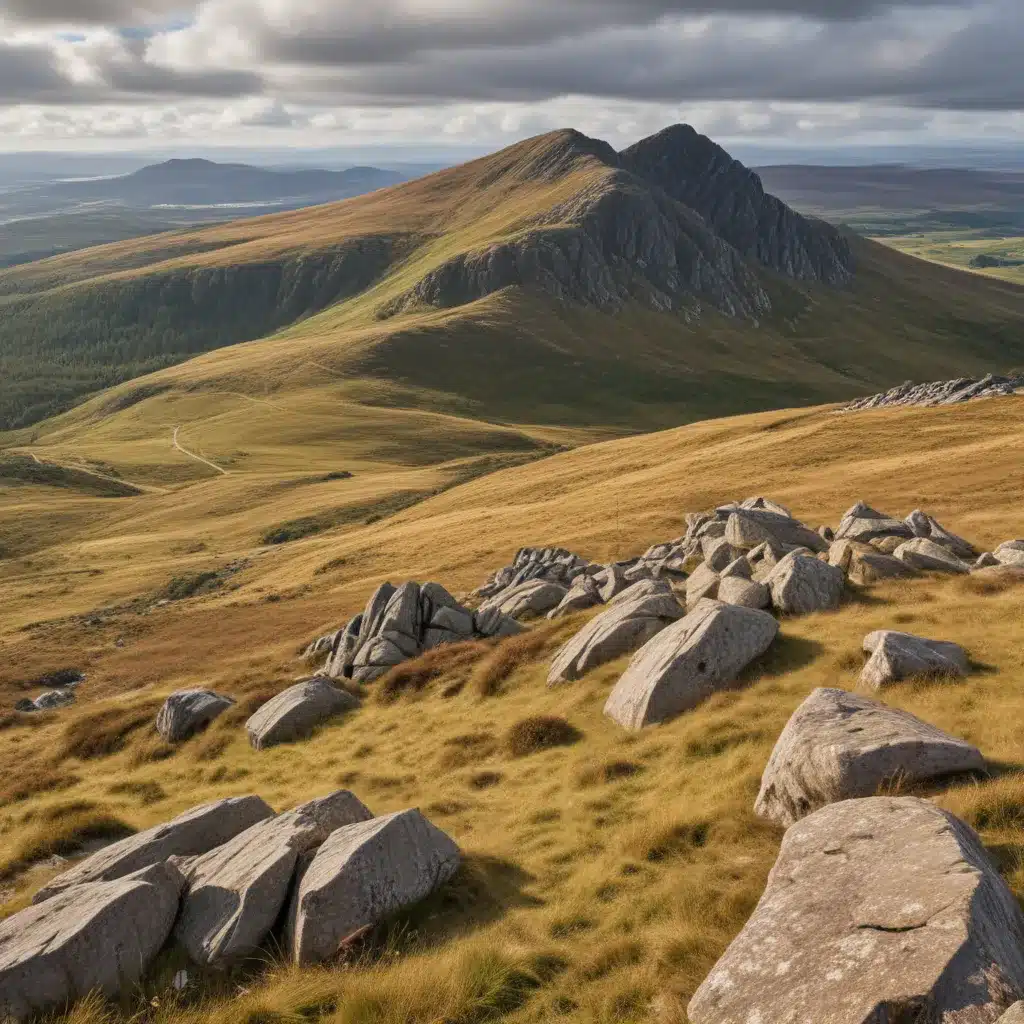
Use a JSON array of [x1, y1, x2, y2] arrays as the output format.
[[1, 399, 1024, 1021]]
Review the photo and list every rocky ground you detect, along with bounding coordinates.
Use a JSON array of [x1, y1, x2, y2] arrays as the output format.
[[840, 372, 1024, 412]]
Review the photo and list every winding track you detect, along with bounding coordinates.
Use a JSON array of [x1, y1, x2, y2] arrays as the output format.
[[172, 426, 228, 476]]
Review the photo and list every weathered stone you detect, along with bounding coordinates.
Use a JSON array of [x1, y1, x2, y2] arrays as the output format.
[[375, 582, 423, 658], [35, 796, 274, 903], [688, 797, 1024, 1024], [596, 564, 629, 602], [998, 1004, 1024, 1024], [610, 579, 673, 605], [716, 576, 770, 609], [906, 509, 977, 560], [836, 514, 914, 544], [894, 537, 972, 574], [726, 509, 827, 553], [351, 637, 406, 683], [976, 552, 1002, 569], [548, 591, 684, 685], [861, 630, 969, 689], [685, 562, 720, 609], [997, 540, 1024, 567], [287, 809, 461, 965], [818, 524, 835, 542], [695, 519, 727, 542], [754, 688, 985, 826], [175, 791, 373, 965], [303, 632, 339, 664], [870, 534, 905, 554], [1, 862, 184, 1022], [156, 690, 235, 743], [767, 552, 845, 615], [473, 606, 524, 638], [247, 679, 358, 750], [604, 600, 778, 730], [702, 535, 740, 572], [547, 576, 602, 619], [479, 579, 568, 619], [830, 540, 915, 585], [324, 617, 362, 679], [421, 605, 476, 650], [720, 556, 751, 580], [31, 690, 75, 711]]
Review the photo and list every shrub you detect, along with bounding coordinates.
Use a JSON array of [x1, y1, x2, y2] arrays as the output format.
[[165, 571, 221, 601], [506, 717, 582, 758]]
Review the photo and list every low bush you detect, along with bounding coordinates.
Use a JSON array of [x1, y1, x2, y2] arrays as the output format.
[[506, 717, 582, 758]]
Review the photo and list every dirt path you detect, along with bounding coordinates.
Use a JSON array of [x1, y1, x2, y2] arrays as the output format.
[[172, 426, 228, 476]]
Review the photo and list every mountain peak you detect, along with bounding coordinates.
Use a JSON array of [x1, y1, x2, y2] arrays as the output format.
[[620, 124, 854, 285]]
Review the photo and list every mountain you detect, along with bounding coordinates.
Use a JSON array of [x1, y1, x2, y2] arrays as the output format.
[[1, 125, 1023, 435]]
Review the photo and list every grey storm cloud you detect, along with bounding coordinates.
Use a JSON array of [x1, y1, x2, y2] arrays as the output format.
[[0, 0, 196, 22], [0, 42, 69, 100]]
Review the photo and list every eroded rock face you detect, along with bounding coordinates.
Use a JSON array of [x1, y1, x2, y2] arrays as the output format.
[[287, 809, 461, 966], [754, 688, 985, 827], [767, 552, 845, 615], [547, 590, 684, 685], [861, 630, 969, 689], [156, 690, 235, 743], [479, 579, 568, 620], [1, 863, 184, 1023], [175, 791, 373, 966], [246, 679, 358, 750], [604, 599, 778, 730], [35, 796, 274, 903], [688, 797, 1024, 1024], [894, 537, 971, 574]]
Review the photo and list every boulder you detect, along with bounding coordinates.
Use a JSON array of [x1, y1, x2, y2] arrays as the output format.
[[548, 591, 684, 685], [0, 862, 184, 1022], [324, 617, 362, 679], [716, 576, 770, 610], [350, 637, 406, 683], [246, 678, 358, 750], [861, 630, 969, 689], [894, 537, 971, 574], [688, 797, 1024, 1024], [479, 579, 568, 619], [702, 536, 741, 572], [35, 795, 274, 903], [905, 509, 976, 560], [473, 606, 524, 639], [976, 552, 1002, 569], [287, 809, 461, 966], [726, 509, 827, 554], [156, 690, 235, 743], [754, 688, 985, 826], [421, 604, 476, 650], [610, 579, 673, 605], [375, 582, 423, 658], [767, 553, 845, 615], [685, 562, 720, 609], [720, 556, 751, 580], [174, 791, 373, 965], [547, 576, 602, 619], [836, 503, 914, 544], [869, 535, 905, 555], [604, 600, 778, 730], [303, 632, 339, 664], [996, 540, 1024, 567], [999, 1005, 1024, 1024], [596, 564, 630, 602], [829, 540, 915, 586]]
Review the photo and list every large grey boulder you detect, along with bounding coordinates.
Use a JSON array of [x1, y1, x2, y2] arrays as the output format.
[[174, 791, 373, 965], [861, 630, 969, 689], [35, 795, 274, 903], [547, 591, 684, 685], [374, 582, 423, 658], [156, 690, 235, 743], [287, 809, 461, 966], [905, 509, 976, 560], [836, 503, 914, 544], [610, 579, 673, 605], [767, 552, 845, 615], [246, 678, 358, 751], [547, 575, 602, 619], [685, 562, 720, 609], [688, 797, 1024, 1024], [479, 579, 568, 620], [894, 537, 971, 574], [996, 540, 1024, 567], [716, 576, 770, 610], [1, 862, 184, 1022], [324, 616, 362, 679], [725, 509, 827, 554], [828, 539, 914, 586], [754, 688, 985, 826], [473, 606, 524, 639], [604, 600, 778, 730], [702, 536, 741, 572]]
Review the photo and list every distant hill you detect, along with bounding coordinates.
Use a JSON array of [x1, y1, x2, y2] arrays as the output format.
[[1, 125, 1024, 435]]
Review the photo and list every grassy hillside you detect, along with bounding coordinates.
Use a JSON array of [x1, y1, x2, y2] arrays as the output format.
[[1, 398, 1023, 1024], [3, 130, 1024, 433], [880, 230, 1024, 287]]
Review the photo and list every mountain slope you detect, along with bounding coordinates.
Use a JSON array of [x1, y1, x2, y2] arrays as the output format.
[[1, 126, 1024, 437]]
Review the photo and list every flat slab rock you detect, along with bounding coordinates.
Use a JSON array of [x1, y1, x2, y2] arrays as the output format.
[[175, 790, 373, 965], [604, 599, 778, 730], [755, 687, 985, 826], [547, 590, 684, 685], [156, 689, 235, 743], [1, 862, 184, 1022], [288, 808, 461, 965], [247, 678, 358, 750], [35, 795, 274, 903], [895, 537, 971, 574], [861, 630, 969, 689], [689, 797, 1024, 1024]]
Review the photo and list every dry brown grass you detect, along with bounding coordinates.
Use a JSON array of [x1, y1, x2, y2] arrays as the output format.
[[472, 629, 560, 697], [57, 701, 163, 761], [377, 642, 489, 705], [506, 716, 583, 758]]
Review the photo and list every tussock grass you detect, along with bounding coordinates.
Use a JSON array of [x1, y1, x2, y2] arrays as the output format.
[[58, 702, 163, 761], [472, 630, 559, 698], [506, 717, 583, 758], [378, 643, 489, 705]]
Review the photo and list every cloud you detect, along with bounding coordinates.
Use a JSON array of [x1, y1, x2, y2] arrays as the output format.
[[0, 0, 198, 24]]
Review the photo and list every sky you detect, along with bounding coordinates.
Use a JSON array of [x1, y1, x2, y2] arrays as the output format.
[[0, 0, 1022, 154]]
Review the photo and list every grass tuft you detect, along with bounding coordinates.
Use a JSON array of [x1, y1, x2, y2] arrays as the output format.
[[506, 717, 582, 758], [472, 632, 551, 698], [57, 702, 162, 761], [377, 643, 489, 705]]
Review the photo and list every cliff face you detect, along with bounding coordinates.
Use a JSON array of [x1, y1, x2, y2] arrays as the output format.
[[619, 124, 854, 285], [384, 125, 854, 322]]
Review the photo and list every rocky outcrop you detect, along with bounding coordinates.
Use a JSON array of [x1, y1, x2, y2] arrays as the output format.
[[766, 553, 845, 615], [547, 589, 684, 685], [841, 373, 1024, 413], [476, 547, 596, 600], [716, 576, 770, 609], [156, 690, 235, 743], [35, 796, 274, 903], [174, 791, 373, 965], [828, 539, 914, 586], [1, 862, 185, 1023], [246, 678, 358, 750], [604, 599, 778, 730], [894, 537, 972, 574], [287, 809, 461, 966], [754, 688, 985, 826], [905, 508, 976, 560], [689, 797, 1024, 1023], [620, 125, 854, 285], [478, 579, 568, 620], [861, 630, 970, 689]]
